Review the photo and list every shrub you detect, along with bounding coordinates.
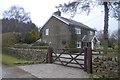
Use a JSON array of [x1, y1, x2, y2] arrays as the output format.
[[2, 32, 21, 47], [24, 29, 39, 44]]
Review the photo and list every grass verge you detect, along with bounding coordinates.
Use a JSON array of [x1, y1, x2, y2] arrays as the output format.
[[2, 53, 32, 66]]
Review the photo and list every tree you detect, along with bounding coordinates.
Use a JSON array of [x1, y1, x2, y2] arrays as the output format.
[[109, 29, 119, 49], [96, 30, 104, 45], [57, 1, 120, 78], [3, 5, 31, 23], [25, 29, 39, 44], [110, 1, 120, 20], [2, 32, 21, 47], [2, 18, 38, 41], [111, 29, 119, 40], [57, 0, 120, 53], [103, 2, 109, 53]]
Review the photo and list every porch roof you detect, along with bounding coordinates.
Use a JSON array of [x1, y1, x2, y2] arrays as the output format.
[[82, 35, 97, 42]]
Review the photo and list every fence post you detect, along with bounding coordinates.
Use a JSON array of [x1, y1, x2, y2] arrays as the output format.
[[86, 47, 92, 74], [47, 47, 53, 63]]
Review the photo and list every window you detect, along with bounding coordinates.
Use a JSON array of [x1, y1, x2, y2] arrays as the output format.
[[77, 41, 81, 48], [90, 31, 94, 35], [75, 28, 81, 34], [45, 29, 49, 35]]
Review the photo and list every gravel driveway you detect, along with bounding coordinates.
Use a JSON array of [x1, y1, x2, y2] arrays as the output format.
[[18, 64, 89, 78], [2, 64, 36, 78]]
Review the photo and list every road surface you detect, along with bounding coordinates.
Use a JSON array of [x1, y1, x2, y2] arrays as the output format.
[[19, 64, 89, 78], [2, 64, 36, 78]]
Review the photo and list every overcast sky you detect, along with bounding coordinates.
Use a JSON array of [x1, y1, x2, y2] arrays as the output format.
[[0, 0, 118, 32]]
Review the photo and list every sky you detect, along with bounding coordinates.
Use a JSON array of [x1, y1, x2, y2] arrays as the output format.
[[0, 0, 119, 32]]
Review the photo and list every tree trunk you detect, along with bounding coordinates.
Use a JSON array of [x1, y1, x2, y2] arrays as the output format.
[[103, 2, 109, 54]]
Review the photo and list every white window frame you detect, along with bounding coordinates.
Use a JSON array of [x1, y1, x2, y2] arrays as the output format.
[[90, 31, 94, 35], [77, 41, 81, 48], [75, 28, 81, 34], [45, 28, 49, 35]]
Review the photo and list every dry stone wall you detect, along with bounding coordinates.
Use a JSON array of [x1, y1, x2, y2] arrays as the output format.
[[4, 48, 47, 61]]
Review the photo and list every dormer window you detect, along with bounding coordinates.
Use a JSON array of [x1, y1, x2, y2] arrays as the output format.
[[75, 28, 81, 34], [45, 28, 49, 35]]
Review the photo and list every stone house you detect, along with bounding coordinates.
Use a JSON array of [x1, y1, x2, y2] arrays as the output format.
[[40, 11, 99, 50]]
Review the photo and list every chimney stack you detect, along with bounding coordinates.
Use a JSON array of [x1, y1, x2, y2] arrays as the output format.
[[53, 10, 61, 16]]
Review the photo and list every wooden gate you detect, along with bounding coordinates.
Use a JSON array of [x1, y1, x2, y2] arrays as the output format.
[[52, 49, 84, 69], [46, 47, 92, 74]]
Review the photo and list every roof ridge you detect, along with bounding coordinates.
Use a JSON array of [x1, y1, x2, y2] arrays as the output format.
[[52, 15, 69, 25]]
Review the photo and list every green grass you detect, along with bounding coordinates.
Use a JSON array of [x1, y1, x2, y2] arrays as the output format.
[[0, 53, 2, 62], [2, 53, 31, 66]]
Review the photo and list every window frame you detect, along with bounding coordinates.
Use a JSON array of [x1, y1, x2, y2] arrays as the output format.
[[75, 28, 81, 34], [77, 41, 81, 48], [90, 31, 94, 35], [45, 28, 49, 35]]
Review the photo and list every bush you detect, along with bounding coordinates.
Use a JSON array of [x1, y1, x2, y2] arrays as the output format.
[[24, 29, 39, 44], [2, 32, 21, 47]]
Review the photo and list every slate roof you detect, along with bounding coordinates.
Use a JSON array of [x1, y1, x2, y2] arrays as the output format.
[[41, 14, 96, 31], [60, 17, 95, 31], [52, 15, 95, 31]]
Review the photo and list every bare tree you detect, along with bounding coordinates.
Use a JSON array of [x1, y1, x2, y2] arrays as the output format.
[[96, 30, 104, 41], [110, 1, 120, 20], [3, 5, 31, 23], [111, 29, 119, 40], [103, 2, 109, 53]]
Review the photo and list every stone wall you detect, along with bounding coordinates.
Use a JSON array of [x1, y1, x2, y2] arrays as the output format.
[[4, 48, 47, 61], [92, 51, 119, 78]]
